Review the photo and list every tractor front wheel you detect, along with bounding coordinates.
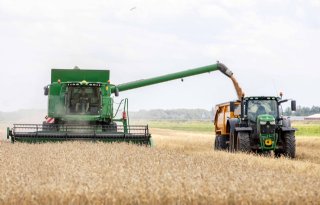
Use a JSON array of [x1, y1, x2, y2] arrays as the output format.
[[236, 132, 251, 153]]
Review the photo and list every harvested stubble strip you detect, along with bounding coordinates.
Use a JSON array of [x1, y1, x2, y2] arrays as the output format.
[[0, 141, 319, 205]]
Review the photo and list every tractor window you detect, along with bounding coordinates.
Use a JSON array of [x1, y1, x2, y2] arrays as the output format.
[[67, 86, 101, 115], [234, 104, 241, 116], [247, 100, 278, 122], [279, 105, 283, 116]]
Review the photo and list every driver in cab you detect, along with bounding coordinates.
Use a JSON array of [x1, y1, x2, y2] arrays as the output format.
[[76, 88, 89, 113]]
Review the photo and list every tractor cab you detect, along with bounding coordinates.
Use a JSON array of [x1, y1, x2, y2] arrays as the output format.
[[243, 97, 280, 150], [237, 96, 296, 153], [245, 97, 278, 123], [242, 96, 296, 125]]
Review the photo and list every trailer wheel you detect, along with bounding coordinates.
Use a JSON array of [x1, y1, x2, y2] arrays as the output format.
[[214, 135, 228, 150], [214, 136, 220, 150], [283, 132, 296, 158], [236, 132, 251, 153]]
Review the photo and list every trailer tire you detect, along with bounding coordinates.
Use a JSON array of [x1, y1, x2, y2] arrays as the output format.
[[214, 136, 220, 150], [283, 132, 296, 158], [236, 132, 251, 153], [214, 135, 228, 150]]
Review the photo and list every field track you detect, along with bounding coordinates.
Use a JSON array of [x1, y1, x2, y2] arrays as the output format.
[[0, 128, 319, 205]]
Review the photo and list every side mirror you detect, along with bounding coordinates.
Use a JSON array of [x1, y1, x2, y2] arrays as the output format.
[[44, 86, 49, 96], [291, 100, 296, 111], [115, 87, 119, 97], [230, 101, 235, 112]]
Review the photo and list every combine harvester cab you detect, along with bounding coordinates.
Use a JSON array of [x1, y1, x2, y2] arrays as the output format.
[[214, 95, 297, 158], [7, 62, 237, 145]]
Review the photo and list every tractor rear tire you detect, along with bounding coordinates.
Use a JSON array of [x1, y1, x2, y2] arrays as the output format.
[[283, 132, 296, 158], [236, 132, 251, 153], [274, 150, 282, 158]]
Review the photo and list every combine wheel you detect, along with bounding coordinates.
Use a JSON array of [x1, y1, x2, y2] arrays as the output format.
[[283, 132, 296, 158], [102, 122, 117, 132], [109, 122, 117, 132], [236, 132, 251, 153], [42, 122, 58, 131]]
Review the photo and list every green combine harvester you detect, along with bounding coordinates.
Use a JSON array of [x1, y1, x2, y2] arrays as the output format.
[[7, 62, 235, 145]]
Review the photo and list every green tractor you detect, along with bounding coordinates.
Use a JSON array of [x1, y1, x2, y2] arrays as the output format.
[[224, 96, 297, 158], [7, 62, 237, 145]]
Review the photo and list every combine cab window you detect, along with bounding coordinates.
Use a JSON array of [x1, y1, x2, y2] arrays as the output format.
[[246, 100, 278, 122], [66, 86, 101, 115]]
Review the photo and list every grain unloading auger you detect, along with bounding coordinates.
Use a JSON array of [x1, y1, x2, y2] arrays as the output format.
[[7, 62, 240, 145]]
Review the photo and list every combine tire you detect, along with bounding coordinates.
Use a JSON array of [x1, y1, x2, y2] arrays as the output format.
[[283, 132, 296, 158], [102, 122, 117, 132], [236, 132, 251, 153]]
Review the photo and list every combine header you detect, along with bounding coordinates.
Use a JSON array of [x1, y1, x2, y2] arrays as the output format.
[[7, 62, 238, 145]]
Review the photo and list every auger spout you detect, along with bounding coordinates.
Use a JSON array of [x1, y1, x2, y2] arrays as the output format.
[[111, 62, 244, 100]]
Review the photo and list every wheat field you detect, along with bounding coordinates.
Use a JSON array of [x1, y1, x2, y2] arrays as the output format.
[[0, 128, 320, 205]]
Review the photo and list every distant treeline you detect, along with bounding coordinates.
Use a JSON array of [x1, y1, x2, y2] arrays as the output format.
[[1, 106, 318, 122], [284, 106, 320, 116], [0, 109, 212, 122], [130, 109, 211, 120]]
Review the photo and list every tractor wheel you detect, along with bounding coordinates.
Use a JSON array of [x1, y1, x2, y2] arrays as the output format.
[[259, 151, 271, 157], [274, 150, 282, 158], [228, 131, 235, 153], [283, 132, 296, 158], [236, 132, 251, 153]]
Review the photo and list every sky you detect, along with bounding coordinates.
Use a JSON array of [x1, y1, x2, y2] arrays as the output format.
[[0, 0, 319, 112]]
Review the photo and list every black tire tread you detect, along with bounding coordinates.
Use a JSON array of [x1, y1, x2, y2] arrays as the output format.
[[214, 135, 228, 150], [283, 132, 296, 158], [237, 132, 251, 152], [214, 136, 220, 150]]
